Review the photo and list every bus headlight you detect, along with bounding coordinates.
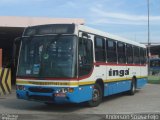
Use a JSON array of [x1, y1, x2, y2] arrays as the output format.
[[58, 88, 68, 93], [57, 88, 74, 93]]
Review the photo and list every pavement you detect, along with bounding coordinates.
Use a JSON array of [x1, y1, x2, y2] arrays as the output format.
[[0, 84, 160, 120]]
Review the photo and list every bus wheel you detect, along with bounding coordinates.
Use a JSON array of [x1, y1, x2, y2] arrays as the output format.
[[128, 78, 136, 95], [88, 84, 102, 107]]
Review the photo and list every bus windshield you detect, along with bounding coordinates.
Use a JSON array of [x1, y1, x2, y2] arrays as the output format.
[[17, 35, 77, 78]]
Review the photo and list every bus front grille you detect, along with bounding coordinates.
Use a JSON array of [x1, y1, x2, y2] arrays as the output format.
[[28, 87, 54, 93], [28, 95, 53, 101]]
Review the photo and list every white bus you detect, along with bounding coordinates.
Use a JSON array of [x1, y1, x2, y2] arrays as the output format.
[[16, 24, 148, 107]]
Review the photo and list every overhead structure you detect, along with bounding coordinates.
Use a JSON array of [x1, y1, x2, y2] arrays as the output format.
[[0, 16, 85, 27], [141, 42, 160, 57]]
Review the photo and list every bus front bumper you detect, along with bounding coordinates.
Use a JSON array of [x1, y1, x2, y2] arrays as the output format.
[[16, 85, 93, 104]]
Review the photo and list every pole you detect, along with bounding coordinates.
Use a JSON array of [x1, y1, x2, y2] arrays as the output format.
[[147, 0, 150, 74]]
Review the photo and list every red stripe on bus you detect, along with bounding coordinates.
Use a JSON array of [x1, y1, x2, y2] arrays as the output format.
[[77, 67, 94, 80], [16, 63, 147, 82], [16, 68, 94, 81]]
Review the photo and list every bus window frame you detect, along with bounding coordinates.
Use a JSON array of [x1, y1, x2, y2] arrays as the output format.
[[117, 41, 126, 64], [133, 46, 140, 64], [94, 36, 106, 62], [106, 38, 118, 64], [78, 32, 94, 77], [126, 44, 134, 64]]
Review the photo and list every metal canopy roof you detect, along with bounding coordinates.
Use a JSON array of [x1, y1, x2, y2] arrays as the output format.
[[0, 16, 85, 48], [0, 16, 85, 27]]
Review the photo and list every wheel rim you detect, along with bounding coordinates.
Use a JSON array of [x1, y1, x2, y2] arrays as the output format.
[[92, 88, 100, 102]]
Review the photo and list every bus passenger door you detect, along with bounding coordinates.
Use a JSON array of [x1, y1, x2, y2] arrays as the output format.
[[78, 32, 93, 79], [77, 32, 94, 101]]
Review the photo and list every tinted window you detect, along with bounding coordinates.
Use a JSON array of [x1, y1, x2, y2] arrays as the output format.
[[144, 49, 147, 64], [17, 35, 77, 78], [78, 38, 93, 76], [140, 48, 146, 64], [94, 37, 105, 62], [133, 46, 140, 64], [117, 42, 126, 63], [106, 39, 117, 62], [126, 44, 133, 64]]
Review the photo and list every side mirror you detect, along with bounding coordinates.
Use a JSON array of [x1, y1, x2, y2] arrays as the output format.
[[12, 37, 22, 67]]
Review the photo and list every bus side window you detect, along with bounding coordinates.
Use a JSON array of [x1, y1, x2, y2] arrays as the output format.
[[140, 48, 146, 64], [94, 36, 105, 62], [126, 44, 133, 64], [144, 49, 147, 64], [133, 46, 140, 64], [78, 37, 93, 77], [106, 39, 117, 63], [117, 42, 126, 63]]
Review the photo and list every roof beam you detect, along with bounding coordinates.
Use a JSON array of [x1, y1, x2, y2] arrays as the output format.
[[0, 16, 85, 27]]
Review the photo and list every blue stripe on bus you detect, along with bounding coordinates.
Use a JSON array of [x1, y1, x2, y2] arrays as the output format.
[[16, 78, 147, 103], [104, 80, 131, 96], [16, 85, 93, 103]]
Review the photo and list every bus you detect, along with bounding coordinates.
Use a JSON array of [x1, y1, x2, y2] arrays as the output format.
[[150, 58, 160, 75], [16, 24, 148, 107]]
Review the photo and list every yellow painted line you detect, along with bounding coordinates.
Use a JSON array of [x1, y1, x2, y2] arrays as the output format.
[[104, 76, 148, 83], [16, 79, 95, 86], [0, 69, 3, 95], [16, 76, 148, 87], [2, 69, 8, 94], [104, 78, 127, 83], [0, 68, 11, 96], [7, 70, 11, 90], [137, 76, 148, 79], [16, 80, 95, 86], [0, 87, 3, 96], [79, 81, 95, 86], [16, 80, 78, 86]]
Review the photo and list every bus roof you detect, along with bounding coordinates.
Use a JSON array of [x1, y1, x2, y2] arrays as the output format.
[[24, 23, 146, 48], [77, 24, 146, 48]]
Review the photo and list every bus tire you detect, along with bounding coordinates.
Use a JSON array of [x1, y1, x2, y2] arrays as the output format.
[[88, 83, 102, 107], [128, 78, 136, 95]]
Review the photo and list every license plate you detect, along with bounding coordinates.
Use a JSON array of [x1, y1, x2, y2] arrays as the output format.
[[55, 93, 66, 97]]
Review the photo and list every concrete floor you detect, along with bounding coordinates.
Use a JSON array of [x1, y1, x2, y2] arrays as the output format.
[[0, 84, 160, 120]]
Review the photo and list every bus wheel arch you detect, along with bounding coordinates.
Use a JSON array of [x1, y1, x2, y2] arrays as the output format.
[[95, 79, 104, 97], [87, 79, 104, 107]]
